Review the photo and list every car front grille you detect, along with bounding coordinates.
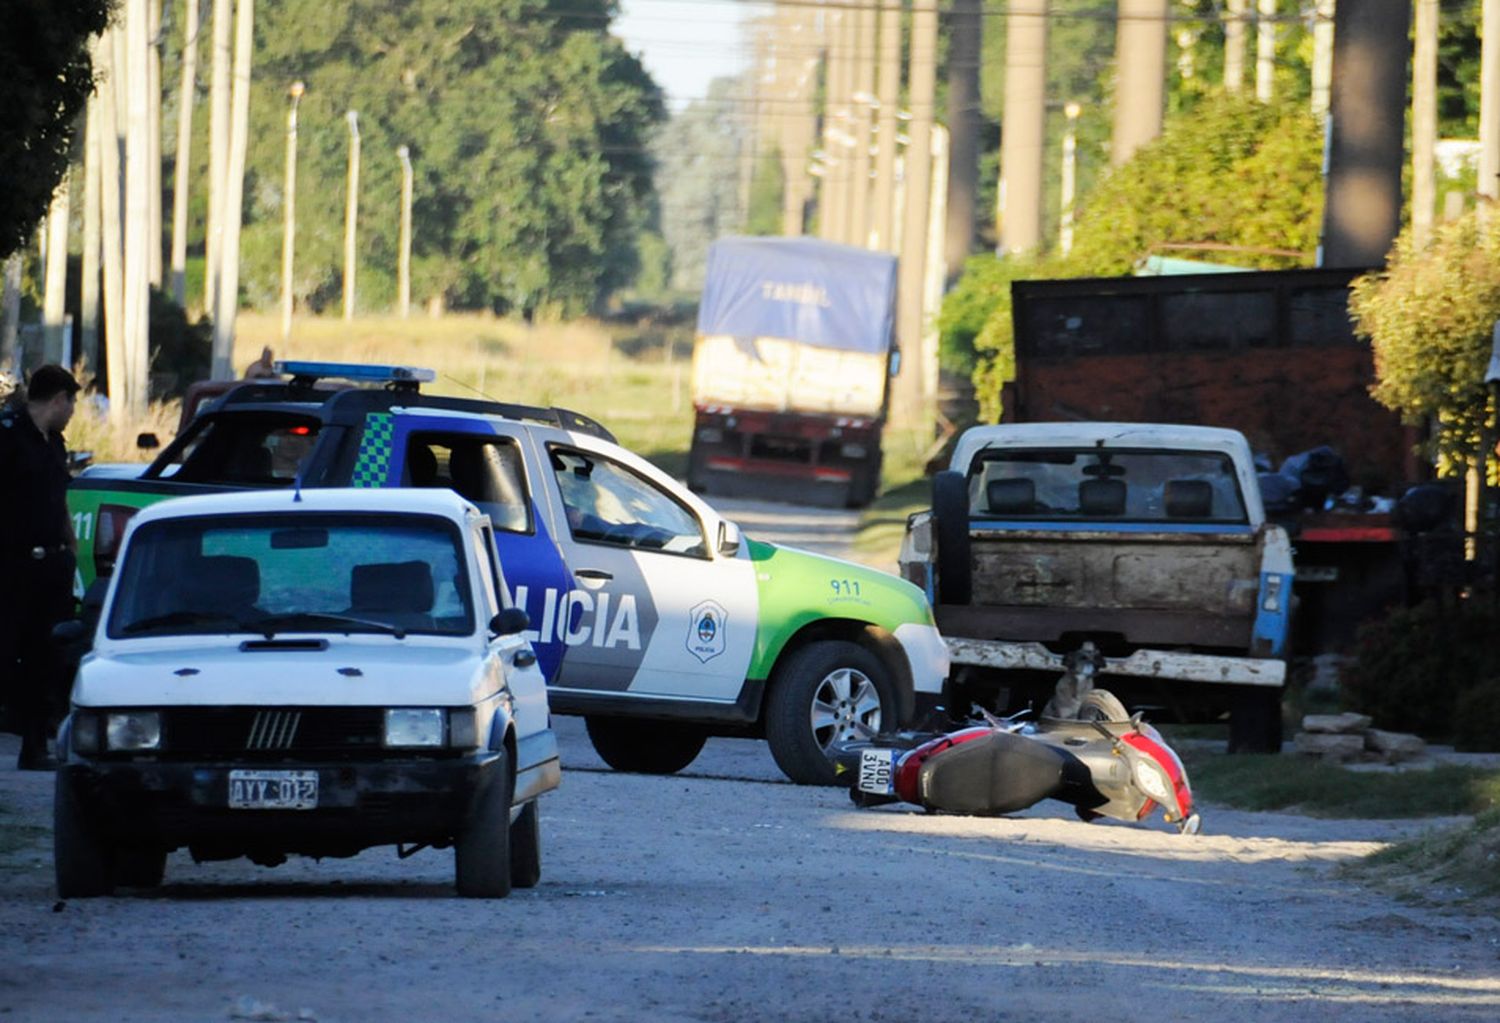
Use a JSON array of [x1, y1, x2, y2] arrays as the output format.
[[162, 707, 385, 759]]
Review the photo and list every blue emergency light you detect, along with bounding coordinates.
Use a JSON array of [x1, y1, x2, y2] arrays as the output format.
[[273, 360, 436, 384]]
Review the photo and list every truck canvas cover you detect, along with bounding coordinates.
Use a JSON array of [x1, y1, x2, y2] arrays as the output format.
[[696, 237, 897, 354]]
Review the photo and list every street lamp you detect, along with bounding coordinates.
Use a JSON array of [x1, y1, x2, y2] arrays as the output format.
[[280, 80, 304, 340]]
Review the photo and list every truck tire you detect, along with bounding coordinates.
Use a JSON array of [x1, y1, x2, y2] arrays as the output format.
[[1228, 685, 1284, 754], [766, 640, 897, 786], [54, 771, 114, 898], [509, 799, 542, 889], [455, 747, 514, 899], [932, 471, 971, 605], [584, 716, 708, 775]]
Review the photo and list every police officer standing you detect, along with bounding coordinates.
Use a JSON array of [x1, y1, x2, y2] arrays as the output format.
[[0, 365, 81, 770]]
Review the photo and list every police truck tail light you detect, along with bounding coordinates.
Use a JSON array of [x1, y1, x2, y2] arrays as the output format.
[[94, 504, 139, 577]]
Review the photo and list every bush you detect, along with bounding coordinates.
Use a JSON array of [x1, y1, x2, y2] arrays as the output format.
[[1342, 598, 1500, 745]]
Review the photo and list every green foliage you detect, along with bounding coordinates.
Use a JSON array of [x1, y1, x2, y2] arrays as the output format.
[[0, 0, 112, 258], [745, 147, 785, 238], [1341, 598, 1500, 748], [236, 0, 664, 317], [1350, 210, 1500, 469], [146, 288, 212, 399]]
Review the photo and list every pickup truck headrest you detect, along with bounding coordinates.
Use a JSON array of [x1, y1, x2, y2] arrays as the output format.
[[1165, 479, 1214, 519], [986, 477, 1036, 515], [350, 561, 435, 614], [186, 555, 260, 611], [1078, 478, 1126, 516]]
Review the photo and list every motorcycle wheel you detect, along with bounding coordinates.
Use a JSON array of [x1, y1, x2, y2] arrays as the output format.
[[1076, 689, 1130, 722]]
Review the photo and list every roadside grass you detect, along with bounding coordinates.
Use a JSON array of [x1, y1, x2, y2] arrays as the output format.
[[1341, 809, 1500, 903]]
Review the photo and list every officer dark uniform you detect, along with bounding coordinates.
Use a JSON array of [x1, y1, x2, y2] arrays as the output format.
[[0, 365, 80, 770]]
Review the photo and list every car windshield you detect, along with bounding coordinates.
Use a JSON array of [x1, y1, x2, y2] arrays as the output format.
[[106, 512, 475, 638], [966, 447, 1248, 525]]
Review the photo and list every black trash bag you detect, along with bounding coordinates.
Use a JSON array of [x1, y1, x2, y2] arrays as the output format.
[[1279, 446, 1350, 509], [1257, 472, 1303, 517]]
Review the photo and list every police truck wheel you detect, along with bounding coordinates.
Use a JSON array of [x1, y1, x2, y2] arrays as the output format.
[[1228, 685, 1284, 754], [584, 716, 707, 774], [509, 799, 542, 889], [54, 771, 114, 898], [455, 747, 513, 899], [766, 640, 896, 786]]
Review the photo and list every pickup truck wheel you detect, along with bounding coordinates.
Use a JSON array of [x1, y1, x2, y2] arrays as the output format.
[[509, 800, 542, 889], [1077, 689, 1130, 722], [54, 771, 115, 898], [766, 640, 896, 786], [1228, 686, 1284, 754], [584, 716, 707, 775], [454, 747, 514, 899], [932, 471, 972, 605], [114, 847, 167, 888]]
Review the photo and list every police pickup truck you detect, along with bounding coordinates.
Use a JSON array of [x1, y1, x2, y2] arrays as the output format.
[[55, 487, 557, 898], [69, 362, 948, 784]]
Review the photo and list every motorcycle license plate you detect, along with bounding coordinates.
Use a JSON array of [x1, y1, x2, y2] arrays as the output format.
[[857, 748, 897, 795], [228, 770, 318, 810]]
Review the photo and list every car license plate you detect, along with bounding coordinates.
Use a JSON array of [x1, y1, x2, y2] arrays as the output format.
[[228, 770, 318, 810], [857, 748, 897, 795]]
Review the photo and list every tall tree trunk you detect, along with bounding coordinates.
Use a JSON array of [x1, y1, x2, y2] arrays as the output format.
[[944, 0, 981, 271], [212, 0, 252, 379], [206, 0, 232, 318], [81, 97, 102, 375], [42, 175, 72, 366], [894, 1, 938, 421], [170, 0, 200, 309], [125, 0, 153, 418], [148, 0, 164, 288], [94, 32, 130, 426], [871, 0, 901, 252], [0, 254, 20, 375]]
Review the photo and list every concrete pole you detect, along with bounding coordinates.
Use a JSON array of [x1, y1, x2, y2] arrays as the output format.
[[945, 0, 982, 270], [398, 145, 413, 319], [923, 124, 949, 401], [848, 3, 877, 248], [170, 0, 199, 309], [1112, 0, 1168, 168], [1311, 0, 1336, 118], [1225, 0, 1248, 92], [42, 176, 71, 366], [1481, 0, 1500, 202], [82, 98, 102, 373], [1413, 0, 1438, 248], [1321, 0, 1412, 267], [206, 0, 231, 318], [1060, 102, 1081, 256], [895, 1, 937, 420], [871, 0, 902, 252], [94, 32, 128, 425], [148, 0, 163, 288], [281, 81, 303, 340], [211, 0, 253, 380], [1000, 0, 1048, 254], [1256, 0, 1277, 103], [343, 110, 361, 322], [125, 0, 152, 417], [778, 7, 817, 238]]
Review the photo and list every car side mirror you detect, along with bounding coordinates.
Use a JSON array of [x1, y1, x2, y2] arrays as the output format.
[[718, 520, 742, 557], [52, 619, 87, 646], [490, 607, 530, 637], [136, 432, 160, 451]]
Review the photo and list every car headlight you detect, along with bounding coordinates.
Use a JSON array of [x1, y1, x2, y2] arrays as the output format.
[[384, 708, 446, 748], [1132, 757, 1174, 804], [106, 711, 161, 751]]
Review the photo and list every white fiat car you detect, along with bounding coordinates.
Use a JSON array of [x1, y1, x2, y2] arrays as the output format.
[[53, 487, 558, 899]]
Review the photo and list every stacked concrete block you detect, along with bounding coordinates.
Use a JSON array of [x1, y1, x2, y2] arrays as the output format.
[[1292, 713, 1426, 764]]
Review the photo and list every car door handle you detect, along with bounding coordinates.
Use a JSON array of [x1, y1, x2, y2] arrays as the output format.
[[575, 569, 613, 581], [513, 649, 537, 669]]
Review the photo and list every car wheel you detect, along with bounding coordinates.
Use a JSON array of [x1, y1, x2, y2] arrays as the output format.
[[584, 716, 707, 774], [766, 640, 896, 786], [1076, 689, 1130, 723], [54, 771, 114, 898], [114, 847, 167, 888], [1228, 685, 1284, 754], [509, 799, 542, 889], [455, 746, 513, 899]]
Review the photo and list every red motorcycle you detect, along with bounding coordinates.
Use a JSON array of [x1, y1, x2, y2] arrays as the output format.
[[831, 690, 1201, 834]]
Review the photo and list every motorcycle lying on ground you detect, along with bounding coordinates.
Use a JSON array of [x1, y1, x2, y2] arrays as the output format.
[[830, 687, 1201, 835]]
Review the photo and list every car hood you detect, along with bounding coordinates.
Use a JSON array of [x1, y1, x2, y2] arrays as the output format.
[[74, 640, 490, 707]]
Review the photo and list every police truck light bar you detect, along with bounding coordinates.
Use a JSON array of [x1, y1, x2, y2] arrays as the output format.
[[273, 361, 437, 384]]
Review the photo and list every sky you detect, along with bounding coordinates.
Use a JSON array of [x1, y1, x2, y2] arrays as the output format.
[[614, 0, 755, 111]]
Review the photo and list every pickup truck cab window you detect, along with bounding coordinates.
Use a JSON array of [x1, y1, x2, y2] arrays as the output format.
[[147, 412, 323, 485], [405, 433, 532, 534], [548, 446, 708, 558], [105, 512, 474, 639]]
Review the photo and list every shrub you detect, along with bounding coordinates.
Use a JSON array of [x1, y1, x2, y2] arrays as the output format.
[[1453, 678, 1500, 753]]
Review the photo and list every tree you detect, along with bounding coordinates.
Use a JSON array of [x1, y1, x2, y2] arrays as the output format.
[[0, 0, 113, 258]]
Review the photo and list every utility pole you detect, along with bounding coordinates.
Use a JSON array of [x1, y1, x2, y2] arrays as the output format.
[[281, 80, 303, 340], [1112, 0, 1168, 168], [82, 98, 102, 372], [1225, 0, 1247, 92], [895, 0, 937, 421], [777, 4, 816, 238], [94, 31, 128, 425], [848, 3, 877, 248], [344, 110, 361, 322], [819, 3, 851, 243], [125, 0, 152, 417], [1060, 102, 1081, 256], [871, 0, 902, 252], [1000, 0, 1048, 254], [1321, 1, 1412, 267], [945, 0, 982, 271], [170, 0, 199, 308], [206, 0, 231, 317], [1412, 0, 1439, 248], [42, 176, 71, 365], [1481, 0, 1500, 202], [148, 0, 163, 288], [398, 145, 413, 319], [1255, 0, 1276, 102], [924, 124, 950, 399], [1311, 0, 1336, 118], [211, 0, 253, 380]]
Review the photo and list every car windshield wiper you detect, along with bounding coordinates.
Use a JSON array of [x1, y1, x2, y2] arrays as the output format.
[[120, 610, 250, 635], [253, 612, 407, 640]]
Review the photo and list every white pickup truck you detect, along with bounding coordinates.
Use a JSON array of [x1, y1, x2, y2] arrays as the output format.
[[53, 487, 558, 898], [900, 423, 1293, 752]]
